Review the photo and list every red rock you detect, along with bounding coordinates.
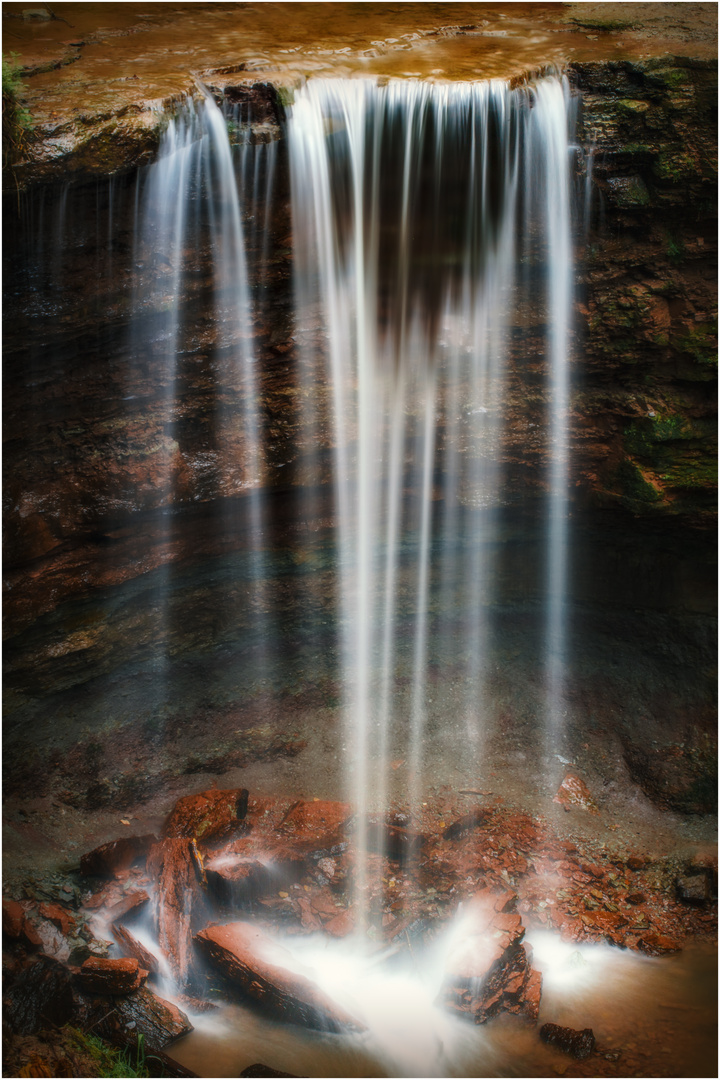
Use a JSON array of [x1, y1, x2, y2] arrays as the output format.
[[366, 820, 427, 863], [80, 835, 156, 877], [324, 909, 355, 938], [637, 931, 680, 955], [164, 788, 249, 843], [278, 801, 352, 852], [37, 902, 75, 935], [553, 774, 599, 813], [3, 898, 25, 937], [626, 856, 646, 871], [79, 956, 148, 994], [112, 923, 162, 974], [105, 889, 150, 924], [147, 839, 206, 988], [195, 921, 363, 1031], [439, 889, 541, 1023]]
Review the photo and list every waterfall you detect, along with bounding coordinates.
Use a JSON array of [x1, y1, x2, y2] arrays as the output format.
[[288, 74, 575, 917], [133, 92, 273, 697]]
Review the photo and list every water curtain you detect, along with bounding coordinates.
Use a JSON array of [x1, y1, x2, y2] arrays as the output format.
[[288, 75, 575, 915]]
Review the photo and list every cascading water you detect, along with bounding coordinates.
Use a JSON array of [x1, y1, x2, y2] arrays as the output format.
[[132, 91, 275, 704], [288, 74, 575, 920]]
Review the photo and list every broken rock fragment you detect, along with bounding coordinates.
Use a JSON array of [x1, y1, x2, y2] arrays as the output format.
[[553, 774, 598, 813], [439, 887, 542, 1023], [540, 1022, 596, 1059], [79, 955, 148, 994], [195, 921, 363, 1032], [74, 984, 193, 1048], [113, 923, 162, 974]]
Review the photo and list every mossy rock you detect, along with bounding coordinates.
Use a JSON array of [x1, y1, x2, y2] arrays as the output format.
[[614, 458, 663, 507]]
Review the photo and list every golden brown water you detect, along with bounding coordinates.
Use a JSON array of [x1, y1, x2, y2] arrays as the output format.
[[4, 2, 718, 128]]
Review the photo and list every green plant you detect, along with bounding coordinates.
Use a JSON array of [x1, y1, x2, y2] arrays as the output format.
[[2, 52, 33, 166], [63, 1028, 152, 1078]]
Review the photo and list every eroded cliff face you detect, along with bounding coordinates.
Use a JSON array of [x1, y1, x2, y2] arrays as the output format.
[[3, 54, 717, 816]]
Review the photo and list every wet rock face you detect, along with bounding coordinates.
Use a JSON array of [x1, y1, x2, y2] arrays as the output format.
[[568, 57, 717, 522], [540, 1021, 596, 1059]]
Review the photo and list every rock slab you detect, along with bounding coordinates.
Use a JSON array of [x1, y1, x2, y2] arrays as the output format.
[[195, 921, 363, 1032]]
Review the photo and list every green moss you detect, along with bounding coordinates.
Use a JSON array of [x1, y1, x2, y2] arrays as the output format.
[[615, 458, 662, 506], [665, 235, 686, 264], [676, 323, 718, 368], [615, 99, 650, 116], [2, 53, 33, 167], [646, 67, 691, 90], [653, 148, 697, 184], [570, 17, 632, 31], [64, 1028, 150, 1078]]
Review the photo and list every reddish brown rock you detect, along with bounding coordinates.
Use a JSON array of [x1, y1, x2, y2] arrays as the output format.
[[37, 902, 75, 936], [195, 921, 363, 1032], [79, 956, 148, 994], [553, 774, 599, 813], [278, 800, 352, 852], [540, 1022, 596, 1059], [80, 835, 156, 877], [147, 838, 206, 988], [3, 898, 26, 938], [324, 909, 355, 938], [113, 924, 162, 975], [637, 931, 681, 955], [104, 889, 150, 924], [3, 902, 44, 952], [439, 888, 542, 1024], [164, 788, 249, 843]]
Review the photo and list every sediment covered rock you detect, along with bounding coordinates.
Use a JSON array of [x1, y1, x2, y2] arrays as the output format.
[[74, 984, 193, 1048]]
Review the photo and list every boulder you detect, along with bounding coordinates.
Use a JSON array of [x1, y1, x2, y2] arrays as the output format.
[[80, 835, 156, 877], [675, 872, 710, 905], [553, 774, 598, 813], [540, 1022, 596, 1059], [3, 955, 75, 1035], [239, 1068, 301, 1078], [73, 985, 193, 1048], [147, 839, 206, 988], [78, 956, 148, 994], [195, 921, 363, 1032], [164, 788, 249, 843], [439, 888, 542, 1024]]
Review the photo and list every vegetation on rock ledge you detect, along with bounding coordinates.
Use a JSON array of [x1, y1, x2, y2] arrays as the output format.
[[2, 53, 32, 169]]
